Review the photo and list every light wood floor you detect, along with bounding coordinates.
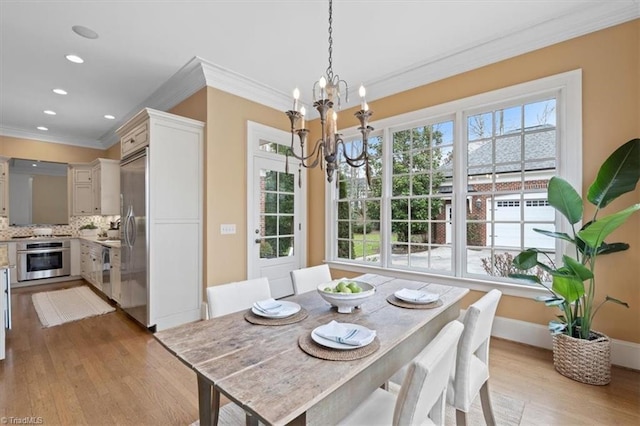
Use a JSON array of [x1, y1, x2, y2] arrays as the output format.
[[1, 280, 639, 425]]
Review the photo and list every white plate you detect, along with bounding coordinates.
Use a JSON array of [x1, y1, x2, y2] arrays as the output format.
[[394, 288, 439, 304], [311, 323, 376, 350], [251, 301, 301, 318]]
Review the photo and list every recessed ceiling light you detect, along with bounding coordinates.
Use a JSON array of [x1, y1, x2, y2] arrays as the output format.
[[53, 88, 68, 95], [65, 54, 84, 64], [44, 110, 56, 115], [32, 163, 38, 167], [104, 114, 115, 120], [37, 126, 48, 131], [72, 25, 99, 39]]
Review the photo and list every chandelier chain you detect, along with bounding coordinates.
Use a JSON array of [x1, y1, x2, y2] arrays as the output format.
[[326, 0, 334, 80]]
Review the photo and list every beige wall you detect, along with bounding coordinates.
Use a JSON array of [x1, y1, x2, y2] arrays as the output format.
[[169, 87, 289, 287], [309, 19, 640, 343], [0, 136, 106, 162]]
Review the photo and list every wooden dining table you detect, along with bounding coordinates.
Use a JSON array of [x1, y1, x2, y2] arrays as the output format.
[[154, 274, 469, 426]]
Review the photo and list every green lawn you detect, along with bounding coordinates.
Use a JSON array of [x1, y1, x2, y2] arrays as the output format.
[[352, 232, 397, 259]]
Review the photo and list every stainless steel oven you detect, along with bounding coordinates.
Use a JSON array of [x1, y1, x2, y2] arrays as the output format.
[[17, 240, 71, 282]]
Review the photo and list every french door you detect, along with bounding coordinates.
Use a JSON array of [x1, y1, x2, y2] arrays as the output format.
[[247, 122, 306, 298]]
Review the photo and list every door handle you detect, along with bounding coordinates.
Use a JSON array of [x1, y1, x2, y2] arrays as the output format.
[[255, 239, 262, 244]]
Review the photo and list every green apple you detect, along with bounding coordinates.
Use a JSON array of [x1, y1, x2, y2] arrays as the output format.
[[336, 282, 348, 292], [323, 287, 333, 293], [347, 282, 360, 292]]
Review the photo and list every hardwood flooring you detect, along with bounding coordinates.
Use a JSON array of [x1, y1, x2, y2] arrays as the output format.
[[1, 280, 639, 425]]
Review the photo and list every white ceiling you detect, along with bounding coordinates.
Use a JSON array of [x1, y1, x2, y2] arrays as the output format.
[[1, 0, 638, 150]]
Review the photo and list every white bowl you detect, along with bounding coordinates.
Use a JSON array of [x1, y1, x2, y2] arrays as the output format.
[[33, 227, 53, 237], [317, 280, 376, 313]]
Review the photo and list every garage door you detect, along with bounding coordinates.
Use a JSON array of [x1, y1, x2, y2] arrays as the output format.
[[487, 195, 555, 249]]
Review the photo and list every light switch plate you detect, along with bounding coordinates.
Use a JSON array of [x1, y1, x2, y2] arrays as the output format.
[[220, 224, 236, 235]]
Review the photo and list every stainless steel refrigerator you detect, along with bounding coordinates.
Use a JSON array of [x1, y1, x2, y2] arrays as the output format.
[[120, 149, 149, 327]]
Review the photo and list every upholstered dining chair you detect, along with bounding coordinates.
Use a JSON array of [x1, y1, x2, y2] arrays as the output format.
[[448, 289, 502, 426], [205, 276, 272, 426], [337, 320, 464, 426], [206, 277, 272, 318], [290, 264, 332, 295], [388, 289, 502, 426]]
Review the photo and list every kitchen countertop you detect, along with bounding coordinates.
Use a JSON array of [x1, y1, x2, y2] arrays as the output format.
[[0, 236, 121, 249], [80, 236, 121, 249]]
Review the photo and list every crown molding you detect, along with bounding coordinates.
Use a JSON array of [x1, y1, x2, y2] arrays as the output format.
[[366, 0, 639, 102], [100, 56, 293, 148], [0, 126, 105, 150]]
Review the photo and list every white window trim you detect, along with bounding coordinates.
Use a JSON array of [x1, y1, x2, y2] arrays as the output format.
[[324, 70, 582, 299]]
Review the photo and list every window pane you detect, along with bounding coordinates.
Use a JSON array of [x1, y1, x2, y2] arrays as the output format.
[[279, 216, 293, 235], [260, 238, 277, 259], [524, 130, 556, 162], [279, 194, 294, 214], [495, 105, 522, 136], [263, 170, 277, 191], [264, 216, 277, 236], [278, 237, 293, 257], [279, 172, 294, 192], [524, 99, 556, 128], [468, 112, 492, 141], [264, 193, 277, 213]]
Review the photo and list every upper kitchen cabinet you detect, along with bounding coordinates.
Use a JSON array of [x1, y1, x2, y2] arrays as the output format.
[[0, 157, 9, 217], [68, 159, 120, 217], [91, 158, 120, 215], [120, 119, 149, 159]]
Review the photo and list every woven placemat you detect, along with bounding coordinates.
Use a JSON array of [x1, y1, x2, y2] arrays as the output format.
[[244, 308, 308, 325], [298, 334, 380, 361], [386, 295, 443, 309]]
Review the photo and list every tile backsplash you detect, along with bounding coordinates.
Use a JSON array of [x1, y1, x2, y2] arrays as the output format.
[[0, 215, 120, 240]]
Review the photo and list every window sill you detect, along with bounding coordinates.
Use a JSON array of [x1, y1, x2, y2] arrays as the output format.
[[325, 260, 547, 300]]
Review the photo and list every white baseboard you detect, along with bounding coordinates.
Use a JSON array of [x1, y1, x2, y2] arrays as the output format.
[[459, 310, 640, 371]]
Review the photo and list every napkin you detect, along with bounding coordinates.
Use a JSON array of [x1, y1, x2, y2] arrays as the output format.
[[253, 298, 282, 314], [396, 288, 439, 303], [315, 321, 376, 346]]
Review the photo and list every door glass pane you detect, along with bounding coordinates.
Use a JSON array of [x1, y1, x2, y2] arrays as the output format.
[[259, 167, 297, 260]]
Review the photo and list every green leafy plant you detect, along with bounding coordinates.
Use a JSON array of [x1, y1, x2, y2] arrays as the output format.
[[80, 222, 98, 230], [511, 138, 639, 339]]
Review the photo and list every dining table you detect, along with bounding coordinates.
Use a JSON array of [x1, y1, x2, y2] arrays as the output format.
[[154, 273, 469, 426]]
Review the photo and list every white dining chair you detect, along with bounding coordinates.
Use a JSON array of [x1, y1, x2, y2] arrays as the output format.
[[448, 289, 502, 426], [290, 264, 332, 294], [207, 277, 272, 318], [205, 276, 272, 426], [337, 320, 464, 426]]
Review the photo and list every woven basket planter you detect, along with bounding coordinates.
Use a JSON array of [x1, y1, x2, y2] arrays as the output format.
[[552, 330, 611, 385]]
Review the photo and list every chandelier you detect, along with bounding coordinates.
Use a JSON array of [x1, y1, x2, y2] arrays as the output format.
[[285, 0, 374, 185]]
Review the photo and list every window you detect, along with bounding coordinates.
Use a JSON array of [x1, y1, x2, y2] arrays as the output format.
[[326, 71, 582, 293]]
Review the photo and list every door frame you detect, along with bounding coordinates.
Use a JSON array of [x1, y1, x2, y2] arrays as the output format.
[[246, 121, 307, 280]]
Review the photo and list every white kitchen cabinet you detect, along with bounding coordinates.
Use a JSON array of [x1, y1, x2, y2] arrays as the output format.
[[70, 239, 80, 277], [110, 247, 121, 303], [80, 240, 102, 290], [91, 158, 120, 215], [69, 164, 93, 216], [0, 157, 9, 217], [120, 121, 149, 159]]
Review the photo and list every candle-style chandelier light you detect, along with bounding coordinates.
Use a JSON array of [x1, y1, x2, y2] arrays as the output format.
[[285, 0, 374, 184]]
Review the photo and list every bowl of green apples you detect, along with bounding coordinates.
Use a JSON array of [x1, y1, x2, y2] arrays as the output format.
[[317, 279, 376, 313]]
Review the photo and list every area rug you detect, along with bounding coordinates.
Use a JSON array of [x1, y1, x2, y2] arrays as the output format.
[[32, 286, 115, 328], [189, 389, 525, 425]]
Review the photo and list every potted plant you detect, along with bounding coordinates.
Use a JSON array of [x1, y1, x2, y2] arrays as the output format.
[[79, 222, 99, 237], [511, 138, 639, 385]]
